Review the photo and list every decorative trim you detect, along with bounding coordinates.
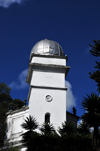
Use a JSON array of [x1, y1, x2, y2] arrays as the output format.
[[31, 85, 68, 90], [26, 63, 70, 83], [30, 63, 70, 69], [6, 140, 24, 149], [28, 85, 67, 101], [6, 106, 29, 115], [45, 95, 53, 102]]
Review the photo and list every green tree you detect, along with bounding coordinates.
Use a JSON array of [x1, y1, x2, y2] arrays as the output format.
[[40, 123, 59, 151], [21, 116, 41, 151], [21, 118, 94, 151], [0, 83, 12, 147], [81, 93, 100, 150], [58, 122, 77, 151], [77, 122, 90, 135], [39, 122, 58, 151], [58, 121, 93, 151], [1, 146, 19, 151], [21, 116, 59, 151], [10, 99, 26, 110], [76, 133, 93, 151], [0, 82, 25, 147], [0, 82, 11, 94], [89, 40, 100, 93], [40, 122, 56, 136], [58, 121, 76, 136], [21, 116, 38, 144], [21, 116, 38, 132]]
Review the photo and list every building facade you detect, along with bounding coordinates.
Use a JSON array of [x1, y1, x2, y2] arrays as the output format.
[[6, 39, 78, 151]]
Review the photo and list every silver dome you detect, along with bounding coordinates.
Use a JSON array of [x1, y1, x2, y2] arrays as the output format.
[[31, 39, 64, 56]]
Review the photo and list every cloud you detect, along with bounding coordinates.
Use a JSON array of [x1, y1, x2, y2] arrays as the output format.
[[0, 0, 25, 8], [9, 69, 29, 90], [65, 80, 76, 111]]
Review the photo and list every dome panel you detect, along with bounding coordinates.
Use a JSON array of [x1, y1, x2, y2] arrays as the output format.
[[31, 39, 64, 57]]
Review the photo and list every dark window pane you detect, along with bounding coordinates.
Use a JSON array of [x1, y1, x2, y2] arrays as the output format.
[[45, 113, 50, 124]]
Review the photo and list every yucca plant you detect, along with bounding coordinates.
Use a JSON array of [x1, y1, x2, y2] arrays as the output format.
[[40, 122, 56, 135], [81, 93, 100, 150], [58, 121, 76, 137], [21, 115, 38, 146]]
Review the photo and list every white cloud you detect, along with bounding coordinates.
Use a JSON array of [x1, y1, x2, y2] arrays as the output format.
[[0, 0, 25, 8], [65, 80, 76, 111], [9, 69, 29, 90]]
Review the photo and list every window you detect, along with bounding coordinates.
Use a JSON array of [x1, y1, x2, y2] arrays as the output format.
[[45, 113, 50, 124]]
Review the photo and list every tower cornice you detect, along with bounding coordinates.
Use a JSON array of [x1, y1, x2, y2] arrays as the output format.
[[26, 63, 70, 83], [28, 85, 68, 101]]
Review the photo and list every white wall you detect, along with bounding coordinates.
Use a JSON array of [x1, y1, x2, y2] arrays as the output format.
[[20, 147, 27, 151], [6, 108, 29, 143], [29, 88, 66, 129], [31, 56, 66, 66], [29, 56, 67, 130], [6, 55, 68, 150], [31, 71, 65, 88]]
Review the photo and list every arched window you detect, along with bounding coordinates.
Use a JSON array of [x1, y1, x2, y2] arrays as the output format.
[[45, 113, 50, 124]]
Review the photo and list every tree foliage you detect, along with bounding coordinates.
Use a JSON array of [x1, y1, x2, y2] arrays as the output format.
[[58, 121, 76, 137], [0, 82, 11, 94], [21, 116, 93, 151], [89, 40, 100, 57], [81, 93, 100, 150], [89, 40, 100, 93], [0, 82, 25, 147], [77, 122, 90, 135], [21, 115, 38, 147], [40, 122, 55, 136], [21, 115, 38, 132], [1, 146, 19, 151], [81, 93, 100, 128]]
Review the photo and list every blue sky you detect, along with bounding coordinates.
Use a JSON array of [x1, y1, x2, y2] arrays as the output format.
[[0, 0, 100, 117]]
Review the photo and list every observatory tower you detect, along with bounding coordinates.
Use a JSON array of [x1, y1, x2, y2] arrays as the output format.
[[6, 39, 80, 151], [26, 39, 70, 129]]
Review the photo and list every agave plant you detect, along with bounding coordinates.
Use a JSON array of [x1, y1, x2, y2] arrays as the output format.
[[58, 121, 76, 137], [21, 115, 38, 145], [77, 122, 90, 135], [21, 115, 38, 132], [81, 93, 100, 150], [40, 122, 56, 136]]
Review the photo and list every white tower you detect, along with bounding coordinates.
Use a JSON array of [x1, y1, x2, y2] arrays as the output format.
[[26, 39, 70, 129]]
